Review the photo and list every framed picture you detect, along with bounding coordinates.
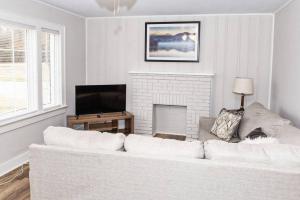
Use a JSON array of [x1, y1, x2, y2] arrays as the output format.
[[145, 21, 200, 62]]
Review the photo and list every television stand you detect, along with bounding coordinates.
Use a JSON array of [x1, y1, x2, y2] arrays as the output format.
[[67, 112, 134, 135]]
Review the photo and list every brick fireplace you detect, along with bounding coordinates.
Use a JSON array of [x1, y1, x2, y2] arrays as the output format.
[[129, 72, 214, 139]]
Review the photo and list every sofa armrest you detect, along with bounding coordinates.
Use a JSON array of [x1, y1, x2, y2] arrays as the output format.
[[199, 117, 216, 132], [198, 117, 217, 141]]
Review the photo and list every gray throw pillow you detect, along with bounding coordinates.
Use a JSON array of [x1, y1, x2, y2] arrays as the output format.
[[238, 102, 292, 139], [210, 109, 244, 141]]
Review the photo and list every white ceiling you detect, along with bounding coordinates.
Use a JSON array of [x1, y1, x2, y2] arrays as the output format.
[[36, 0, 291, 17]]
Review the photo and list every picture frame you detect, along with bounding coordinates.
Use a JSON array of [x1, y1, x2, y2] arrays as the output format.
[[145, 21, 201, 62]]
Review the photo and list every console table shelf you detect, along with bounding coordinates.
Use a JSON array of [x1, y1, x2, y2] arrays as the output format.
[[67, 112, 134, 135]]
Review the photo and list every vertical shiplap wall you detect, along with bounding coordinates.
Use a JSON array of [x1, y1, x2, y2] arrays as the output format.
[[86, 14, 274, 116]]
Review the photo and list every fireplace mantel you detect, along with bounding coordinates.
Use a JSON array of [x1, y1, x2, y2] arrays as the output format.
[[129, 71, 214, 139], [128, 71, 215, 77]]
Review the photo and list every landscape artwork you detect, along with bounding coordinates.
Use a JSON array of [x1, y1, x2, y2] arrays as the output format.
[[145, 22, 200, 62]]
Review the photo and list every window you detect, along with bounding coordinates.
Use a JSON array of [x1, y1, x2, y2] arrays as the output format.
[[0, 21, 64, 122], [41, 30, 61, 108], [0, 26, 32, 118]]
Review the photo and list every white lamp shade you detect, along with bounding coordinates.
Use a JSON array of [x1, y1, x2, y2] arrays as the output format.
[[233, 78, 254, 95]]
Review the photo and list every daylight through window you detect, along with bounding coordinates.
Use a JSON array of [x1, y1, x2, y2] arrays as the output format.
[[0, 22, 63, 121]]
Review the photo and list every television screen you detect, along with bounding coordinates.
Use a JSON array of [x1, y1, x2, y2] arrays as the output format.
[[75, 85, 126, 115]]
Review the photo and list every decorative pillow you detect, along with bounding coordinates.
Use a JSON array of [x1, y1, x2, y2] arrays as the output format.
[[44, 126, 126, 151], [246, 127, 267, 139], [210, 108, 244, 141], [124, 134, 204, 159], [239, 102, 292, 139]]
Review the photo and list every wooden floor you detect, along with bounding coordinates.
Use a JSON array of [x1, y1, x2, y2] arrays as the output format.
[[0, 164, 30, 200]]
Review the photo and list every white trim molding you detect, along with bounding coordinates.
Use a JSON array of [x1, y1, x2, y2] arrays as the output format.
[[268, 14, 275, 109], [31, 0, 85, 19], [128, 71, 215, 77], [274, 0, 296, 14], [86, 13, 274, 20], [0, 106, 67, 135], [0, 151, 29, 177]]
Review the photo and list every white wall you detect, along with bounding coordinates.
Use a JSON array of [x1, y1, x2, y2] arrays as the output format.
[[0, 0, 85, 169], [86, 14, 274, 116], [271, 0, 300, 127], [0, 114, 65, 167]]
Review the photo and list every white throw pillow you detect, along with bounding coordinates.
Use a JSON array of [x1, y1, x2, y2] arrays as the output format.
[[125, 134, 204, 159], [240, 137, 279, 144], [44, 126, 126, 151], [205, 140, 300, 166]]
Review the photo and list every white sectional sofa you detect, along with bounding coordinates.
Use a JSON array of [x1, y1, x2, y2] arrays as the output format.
[[199, 102, 300, 146], [29, 144, 300, 200], [29, 103, 300, 200]]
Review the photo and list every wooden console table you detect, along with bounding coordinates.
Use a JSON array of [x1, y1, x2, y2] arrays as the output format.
[[67, 112, 134, 135]]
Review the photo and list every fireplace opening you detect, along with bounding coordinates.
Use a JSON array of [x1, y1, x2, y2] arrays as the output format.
[[153, 104, 187, 136]]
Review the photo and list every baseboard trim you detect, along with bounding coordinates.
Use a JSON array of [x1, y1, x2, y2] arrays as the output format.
[[0, 151, 29, 177]]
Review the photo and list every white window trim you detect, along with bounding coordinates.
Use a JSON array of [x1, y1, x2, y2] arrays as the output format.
[[39, 27, 64, 109], [0, 12, 67, 134], [0, 105, 67, 135]]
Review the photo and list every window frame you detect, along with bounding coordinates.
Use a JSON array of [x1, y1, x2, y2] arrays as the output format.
[[40, 28, 64, 110], [0, 14, 67, 131]]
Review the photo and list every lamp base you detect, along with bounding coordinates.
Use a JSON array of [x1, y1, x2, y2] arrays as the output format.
[[240, 94, 245, 110]]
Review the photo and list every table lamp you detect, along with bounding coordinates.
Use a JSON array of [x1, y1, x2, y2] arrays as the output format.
[[233, 77, 254, 110]]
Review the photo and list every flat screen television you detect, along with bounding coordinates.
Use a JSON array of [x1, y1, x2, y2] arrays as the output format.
[[75, 85, 126, 115]]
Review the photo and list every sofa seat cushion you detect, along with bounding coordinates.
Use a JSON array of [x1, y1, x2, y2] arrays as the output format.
[[125, 134, 204, 159], [44, 126, 126, 151], [239, 102, 292, 139], [205, 140, 300, 167]]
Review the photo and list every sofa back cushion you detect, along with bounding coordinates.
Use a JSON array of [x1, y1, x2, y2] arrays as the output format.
[[277, 124, 300, 146], [125, 134, 204, 159], [239, 102, 292, 139], [44, 126, 125, 151], [205, 140, 300, 167]]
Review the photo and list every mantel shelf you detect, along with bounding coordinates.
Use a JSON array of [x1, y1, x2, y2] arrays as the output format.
[[128, 71, 215, 77]]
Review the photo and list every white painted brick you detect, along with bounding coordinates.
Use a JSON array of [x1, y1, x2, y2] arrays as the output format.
[[130, 73, 212, 138]]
